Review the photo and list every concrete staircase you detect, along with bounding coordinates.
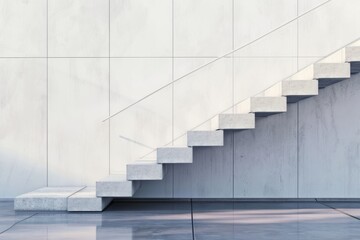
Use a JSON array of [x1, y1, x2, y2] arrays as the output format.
[[14, 43, 360, 212]]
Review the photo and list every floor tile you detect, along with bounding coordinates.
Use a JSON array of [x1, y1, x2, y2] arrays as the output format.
[[192, 201, 360, 240], [0, 201, 192, 240]]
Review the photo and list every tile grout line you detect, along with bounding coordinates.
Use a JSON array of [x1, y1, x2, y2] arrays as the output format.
[[0, 56, 326, 59], [0, 213, 39, 235], [316, 200, 360, 221]]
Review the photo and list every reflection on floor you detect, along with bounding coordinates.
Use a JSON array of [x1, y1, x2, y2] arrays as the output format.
[[1, 200, 360, 239]]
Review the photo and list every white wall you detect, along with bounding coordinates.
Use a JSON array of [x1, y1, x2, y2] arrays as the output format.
[[1, 0, 360, 198]]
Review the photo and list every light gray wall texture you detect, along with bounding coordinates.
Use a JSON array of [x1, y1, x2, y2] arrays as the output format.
[[1, 0, 360, 198]]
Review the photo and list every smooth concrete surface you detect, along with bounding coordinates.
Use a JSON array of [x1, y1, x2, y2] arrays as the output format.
[[67, 187, 112, 212], [234, 104, 298, 198], [48, 0, 108, 57], [346, 46, 360, 73], [127, 161, 165, 180], [192, 201, 360, 240], [0, 59, 47, 198], [263, 80, 318, 103], [313, 63, 351, 88], [217, 114, 256, 130], [48, 58, 109, 186], [0, 0, 47, 57], [14, 187, 84, 211], [96, 175, 140, 197], [3, 201, 360, 239], [298, 71, 360, 198], [236, 97, 287, 116], [157, 147, 193, 164], [173, 57, 232, 139], [173, 132, 234, 198], [187, 131, 224, 147]]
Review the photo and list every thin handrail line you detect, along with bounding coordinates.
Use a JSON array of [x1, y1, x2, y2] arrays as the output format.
[[136, 34, 360, 161], [103, 0, 332, 122]]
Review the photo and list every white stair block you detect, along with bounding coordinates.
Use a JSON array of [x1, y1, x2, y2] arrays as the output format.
[[14, 187, 84, 211], [346, 46, 360, 73], [68, 187, 112, 212], [157, 147, 193, 163], [217, 113, 255, 130], [127, 161, 164, 180], [96, 174, 140, 197], [235, 97, 287, 117], [264, 80, 318, 103], [313, 63, 350, 88], [187, 131, 224, 147]]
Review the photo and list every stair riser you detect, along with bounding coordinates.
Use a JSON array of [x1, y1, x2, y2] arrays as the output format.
[[218, 114, 255, 130], [247, 97, 287, 115], [187, 131, 224, 146], [127, 164, 165, 180], [14, 187, 84, 211], [157, 147, 193, 163], [96, 181, 140, 197], [314, 63, 350, 87], [67, 197, 112, 212]]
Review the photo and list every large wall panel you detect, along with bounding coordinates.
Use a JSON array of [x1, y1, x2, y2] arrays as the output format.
[[0, 59, 47, 198], [298, 72, 360, 198], [48, 58, 109, 186], [234, 104, 298, 198]]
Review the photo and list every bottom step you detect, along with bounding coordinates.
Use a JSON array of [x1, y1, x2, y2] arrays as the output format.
[[14, 187, 84, 211], [68, 187, 113, 212]]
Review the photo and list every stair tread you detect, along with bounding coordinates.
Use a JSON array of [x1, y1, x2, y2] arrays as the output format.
[[97, 174, 129, 183], [68, 187, 112, 212], [14, 187, 85, 211]]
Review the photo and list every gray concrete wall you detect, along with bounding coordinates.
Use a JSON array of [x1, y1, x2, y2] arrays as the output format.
[[134, 72, 360, 198]]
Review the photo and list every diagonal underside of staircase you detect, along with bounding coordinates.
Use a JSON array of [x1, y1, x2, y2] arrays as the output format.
[[14, 45, 360, 212]]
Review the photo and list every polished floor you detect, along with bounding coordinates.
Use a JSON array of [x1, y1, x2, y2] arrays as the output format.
[[1, 200, 360, 239]]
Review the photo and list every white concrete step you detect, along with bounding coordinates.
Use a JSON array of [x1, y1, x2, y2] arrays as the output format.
[[346, 46, 360, 73], [14, 187, 84, 211], [313, 63, 350, 88], [157, 147, 193, 163], [96, 174, 140, 197], [235, 97, 287, 117], [127, 160, 164, 180], [214, 113, 255, 130], [187, 130, 224, 147], [264, 80, 318, 103], [68, 187, 112, 212]]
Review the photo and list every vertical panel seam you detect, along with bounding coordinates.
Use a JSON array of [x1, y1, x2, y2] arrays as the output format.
[[172, 0, 175, 198], [232, 0, 235, 199], [46, 0, 49, 187], [296, 0, 300, 199], [108, 0, 111, 175]]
